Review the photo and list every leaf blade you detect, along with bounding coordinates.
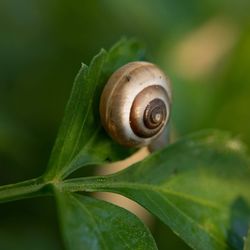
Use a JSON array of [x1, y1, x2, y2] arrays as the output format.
[[64, 130, 250, 250], [55, 192, 157, 250], [45, 39, 145, 180]]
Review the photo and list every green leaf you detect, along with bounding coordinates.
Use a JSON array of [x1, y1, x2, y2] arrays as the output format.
[[64, 130, 250, 250], [244, 229, 250, 250], [44, 38, 145, 180], [55, 192, 157, 250]]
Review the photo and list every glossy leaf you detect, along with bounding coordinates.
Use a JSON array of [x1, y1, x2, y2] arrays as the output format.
[[64, 130, 250, 250], [55, 192, 157, 250], [44, 39, 144, 180]]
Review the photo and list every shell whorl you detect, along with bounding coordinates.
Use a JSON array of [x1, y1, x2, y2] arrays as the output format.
[[99, 61, 172, 147]]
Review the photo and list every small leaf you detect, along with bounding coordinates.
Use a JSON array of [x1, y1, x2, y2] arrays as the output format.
[[55, 192, 157, 250], [44, 39, 145, 180], [65, 130, 250, 250]]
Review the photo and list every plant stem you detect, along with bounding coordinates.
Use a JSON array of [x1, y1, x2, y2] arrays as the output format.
[[58, 176, 113, 192], [0, 177, 50, 203]]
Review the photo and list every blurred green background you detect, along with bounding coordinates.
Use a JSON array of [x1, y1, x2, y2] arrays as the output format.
[[0, 0, 250, 249]]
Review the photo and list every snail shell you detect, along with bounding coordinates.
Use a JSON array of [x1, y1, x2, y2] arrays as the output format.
[[99, 61, 172, 147]]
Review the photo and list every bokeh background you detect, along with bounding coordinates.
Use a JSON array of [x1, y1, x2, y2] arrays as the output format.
[[0, 0, 250, 249]]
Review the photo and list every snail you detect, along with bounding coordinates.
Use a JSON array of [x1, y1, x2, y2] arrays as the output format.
[[99, 61, 172, 148]]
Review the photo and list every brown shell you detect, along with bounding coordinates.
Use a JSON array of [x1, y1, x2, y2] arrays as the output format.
[[99, 61, 172, 147]]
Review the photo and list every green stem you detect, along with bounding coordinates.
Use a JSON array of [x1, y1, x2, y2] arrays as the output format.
[[0, 177, 51, 203], [58, 176, 114, 193], [0, 175, 115, 204]]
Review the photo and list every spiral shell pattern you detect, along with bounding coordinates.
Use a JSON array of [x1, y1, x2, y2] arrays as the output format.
[[99, 61, 172, 147]]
